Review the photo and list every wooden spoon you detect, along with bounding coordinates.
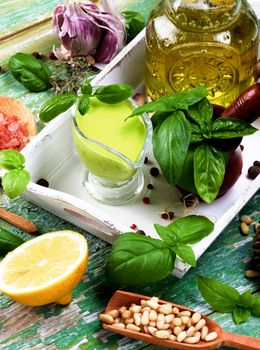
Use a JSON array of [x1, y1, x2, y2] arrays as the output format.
[[103, 290, 260, 350], [0, 96, 37, 139]]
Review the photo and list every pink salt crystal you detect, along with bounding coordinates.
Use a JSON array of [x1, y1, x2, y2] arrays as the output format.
[[0, 113, 29, 151]]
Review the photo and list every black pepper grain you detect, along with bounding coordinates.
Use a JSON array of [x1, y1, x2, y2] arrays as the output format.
[[136, 230, 145, 235], [150, 167, 160, 177], [147, 184, 154, 190], [253, 160, 260, 168], [36, 178, 49, 187], [248, 166, 260, 179], [144, 156, 148, 164]]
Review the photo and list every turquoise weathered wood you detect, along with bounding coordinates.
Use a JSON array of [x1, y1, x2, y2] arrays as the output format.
[[0, 0, 259, 349]]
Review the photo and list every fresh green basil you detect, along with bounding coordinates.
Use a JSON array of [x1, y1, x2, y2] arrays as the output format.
[[167, 215, 215, 244], [0, 150, 25, 170], [172, 244, 196, 267], [251, 296, 260, 317], [128, 86, 208, 118], [0, 227, 25, 255], [187, 98, 213, 132], [9, 52, 51, 92], [239, 290, 253, 308], [194, 144, 226, 203], [123, 11, 145, 43], [39, 93, 77, 122], [81, 80, 92, 96], [190, 123, 204, 143], [196, 275, 240, 312], [211, 118, 257, 139], [233, 307, 251, 325], [177, 148, 197, 193], [105, 233, 175, 286], [154, 223, 179, 246], [151, 111, 171, 129], [94, 84, 134, 104], [2, 169, 30, 199], [153, 110, 191, 187], [78, 95, 90, 116]]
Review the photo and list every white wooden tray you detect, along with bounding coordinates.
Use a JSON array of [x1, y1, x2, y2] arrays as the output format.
[[18, 3, 260, 277]]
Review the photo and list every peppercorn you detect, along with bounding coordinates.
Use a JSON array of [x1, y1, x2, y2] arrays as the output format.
[[168, 211, 175, 220], [144, 156, 148, 164], [143, 197, 150, 204], [253, 160, 260, 167], [136, 230, 145, 235], [130, 224, 137, 230], [150, 167, 160, 177], [240, 144, 244, 151], [248, 166, 260, 179], [36, 178, 49, 188], [32, 52, 44, 59], [161, 212, 169, 220], [48, 52, 57, 60], [147, 184, 154, 190]]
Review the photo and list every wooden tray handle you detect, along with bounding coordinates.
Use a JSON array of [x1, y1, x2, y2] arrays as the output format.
[[222, 330, 260, 350]]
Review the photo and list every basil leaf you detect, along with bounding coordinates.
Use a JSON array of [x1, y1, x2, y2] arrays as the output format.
[[94, 84, 134, 104], [190, 123, 204, 143], [81, 81, 92, 95], [211, 118, 258, 139], [239, 290, 253, 308], [2, 169, 30, 199], [177, 148, 197, 193], [105, 233, 175, 286], [77, 95, 90, 116], [233, 307, 251, 325], [187, 98, 213, 131], [154, 223, 179, 246], [251, 296, 260, 317], [128, 86, 208, 118], [9, 52, 51, 92], [196, 275, 240, 312], [0, 226, 25, 255], [151, 112, 171, 129], [173, 244, 196, 267], [153, 110, 191, 187], [123, 11, 145, 43], [167, 215, 214, 244], [0, 150, 25, 170], [194, 144, 226, 203], [39, 93, 77, 122]]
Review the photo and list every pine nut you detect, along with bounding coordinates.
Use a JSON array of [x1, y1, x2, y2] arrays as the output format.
[[122, 310, 131, 319], [179, 311, 191, 317], [165, 314, 174, 323], [187, 326, 196, 337], [157, 320, 165, 330], [240, 215, 252, 224], [143, 325, 149, 334], [177, 331, 187, 343], [205, 332, 218, 341], [148, 326, 157, 336], [184, 336, 200, 344], [119, 306, 127, 314], [141, 310, 149, 325], [192, 312, 201, 324], [159, 303, 172, 314], [172, 317, 182, 326], [147, 299, 159, 310], [201, 326, 208, 340], [180, 325, 186, 331], [157, 313, 165, 322], [131, 305, 142, 313], [172, 307, 179, 314], [149, 310, 157, 321], [140, 300, 147, 307], [142, 306, 151, 312], [181, 316, 190, 324], [125, 318, 134, 325], [134, 313, 141, 326], [169, 335, 177, 341], [162, 323, 170, 330], [113, 318, 121, 323], [126, 324, 141, 332], [151, 296, 159, 302], [113, 323, 125, 329], [155, 330, 170, 339], [98, 314, 114, 324], [173, 326, 182, 336], [194, 319, 206, 331], [149, 321, 156, 327], [195, 331, 201, 341], [108, 309, 119, 318], [187, 319, 193, 328]]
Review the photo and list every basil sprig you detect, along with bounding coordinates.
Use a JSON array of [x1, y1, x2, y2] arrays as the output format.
[[123, 11, 145, 43], [0, 226, 25, 255], [197, 275, 260, 325], [106, 215, 214, 287], [127, 87, 258, 203], [9, 53, 51, 92], [0, 150, 30, 199], [39, 82, 134, 122]]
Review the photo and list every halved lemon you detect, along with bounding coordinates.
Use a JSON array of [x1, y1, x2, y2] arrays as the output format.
[[0, 230, 88, 306]]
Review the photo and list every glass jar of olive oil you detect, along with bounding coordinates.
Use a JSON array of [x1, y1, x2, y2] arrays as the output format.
[[145, 0, 259, 106]]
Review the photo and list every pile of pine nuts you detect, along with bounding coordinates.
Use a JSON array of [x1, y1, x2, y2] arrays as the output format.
[[99, 297, 218, 344]]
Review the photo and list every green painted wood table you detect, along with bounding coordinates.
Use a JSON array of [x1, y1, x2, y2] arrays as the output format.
[[0, 1, 259, 349]]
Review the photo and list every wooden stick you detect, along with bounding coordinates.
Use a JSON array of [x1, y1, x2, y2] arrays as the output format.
[[0, 208, 37, 233]]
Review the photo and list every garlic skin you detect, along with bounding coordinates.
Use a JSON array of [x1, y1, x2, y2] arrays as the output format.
[[53, 2, 126, 64]]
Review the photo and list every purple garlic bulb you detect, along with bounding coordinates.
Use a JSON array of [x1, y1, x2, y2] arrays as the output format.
[[53, 1, 126, 64]]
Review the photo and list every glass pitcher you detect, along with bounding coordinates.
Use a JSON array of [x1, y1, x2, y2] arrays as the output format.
[[145, 0, 259, 106]]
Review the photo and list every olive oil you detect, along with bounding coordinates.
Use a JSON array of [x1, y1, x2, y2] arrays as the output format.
[[145, 0, 259, 106]]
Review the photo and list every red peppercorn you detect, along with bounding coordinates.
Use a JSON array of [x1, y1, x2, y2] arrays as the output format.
[[130, 224, 137, 230], [48, 52, 57, 60], [161, 212, 169, 220], [143, 197, 150, 204], [32, 52, 44, 59]]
